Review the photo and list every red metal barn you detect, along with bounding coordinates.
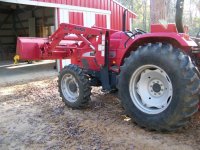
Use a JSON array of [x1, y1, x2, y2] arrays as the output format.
[[0, 0, 136, 70]]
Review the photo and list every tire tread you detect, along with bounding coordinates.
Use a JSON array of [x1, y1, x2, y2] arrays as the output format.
[[118, 42, 200, 132]]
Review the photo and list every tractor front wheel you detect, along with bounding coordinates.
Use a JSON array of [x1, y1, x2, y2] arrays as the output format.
[[118, 43, 200, 131], [58, 64, 91, 108]]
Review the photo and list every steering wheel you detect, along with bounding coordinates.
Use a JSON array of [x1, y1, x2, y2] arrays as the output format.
[[134, 28, 146, 34]]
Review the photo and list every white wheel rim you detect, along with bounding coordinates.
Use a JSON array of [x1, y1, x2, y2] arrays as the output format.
[[61, 73, 79, 102], [129, 65, 173, 114]]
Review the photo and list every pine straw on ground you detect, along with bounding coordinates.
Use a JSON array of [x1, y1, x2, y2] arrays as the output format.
[[0, 78, 200, 150]]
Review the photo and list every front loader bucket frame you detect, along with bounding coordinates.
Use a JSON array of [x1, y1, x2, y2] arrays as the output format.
[[17, 23, 107, 66]]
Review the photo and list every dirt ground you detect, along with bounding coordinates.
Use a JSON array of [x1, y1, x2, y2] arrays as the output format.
[[0, 77, 200, 150]]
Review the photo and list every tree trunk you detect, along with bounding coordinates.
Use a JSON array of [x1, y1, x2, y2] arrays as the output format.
[[143, 0, 147, 30], [150, 0, 169, 24]]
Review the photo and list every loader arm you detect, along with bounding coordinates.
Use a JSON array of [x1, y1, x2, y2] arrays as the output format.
[[17, 23, 107, 66]]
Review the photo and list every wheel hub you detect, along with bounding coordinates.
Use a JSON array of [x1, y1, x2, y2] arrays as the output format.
[[61, 74, 79, 102], [68, 81, 77, 93], [130, 65, 173, 114], [153, 83, 161, 93], [149, 79, 165, 97]]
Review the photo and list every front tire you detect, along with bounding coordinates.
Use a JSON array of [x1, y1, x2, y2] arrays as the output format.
[[118, 43, 200, 131], [58, 64, 91, 109]]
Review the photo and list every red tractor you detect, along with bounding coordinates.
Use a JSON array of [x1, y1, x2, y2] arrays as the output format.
[[16, 1, 200, 132]]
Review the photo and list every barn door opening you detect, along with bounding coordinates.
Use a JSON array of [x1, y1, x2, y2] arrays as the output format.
[[0, 1, 57, 85], [0, 1, 55, 62]]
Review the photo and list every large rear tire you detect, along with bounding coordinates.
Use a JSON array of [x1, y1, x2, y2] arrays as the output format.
[[118, 43, 200, 131], [58, 64, 91, 109]]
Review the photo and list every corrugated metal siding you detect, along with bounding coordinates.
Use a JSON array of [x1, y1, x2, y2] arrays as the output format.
[[95, 14, 107, 28], [33, 0, 136, 31], [69, 12, 84, 25], [110, 0, 135, 30]]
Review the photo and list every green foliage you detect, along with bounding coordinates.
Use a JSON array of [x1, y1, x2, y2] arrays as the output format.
[[116, 0, 200, 36], [189, 17, 200, 36], [116, 0, 150, 31], [132, 0, 150, 32], [183, 0, 200, 36]]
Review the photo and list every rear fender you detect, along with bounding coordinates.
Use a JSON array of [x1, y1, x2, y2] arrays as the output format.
[[120, 33, 197, 66]]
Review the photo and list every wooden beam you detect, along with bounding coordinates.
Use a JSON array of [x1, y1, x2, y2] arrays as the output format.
[[12, 13, 18, 37], [0, 35, 15, 37], [35, 15, 54, 20], [0, 28, 13, 30], [15, 6, 40, 14], [0, 9, 12, 14], [0, 43, 16, 45], [15, 13, 27, 35], [0, 13, 11, 30]]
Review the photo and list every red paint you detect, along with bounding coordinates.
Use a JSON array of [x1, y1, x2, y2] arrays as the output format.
[[17, 23, 200, 108], [109, 32, 193, 68], [151, 24, 178, 33], [32, 0, 136, 30], [59, 57, 63, 69], [56, 8, 63, 71], [17, 24, 107, 69], [17, 23, 194, 69], [95, 14, 107, 28], [69, 12, 84, 25]]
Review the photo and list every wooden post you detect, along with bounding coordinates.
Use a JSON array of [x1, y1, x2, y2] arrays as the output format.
[[0, 14, 11, 30], [12, 13, 18, 37], [143, 0, 147, 31]]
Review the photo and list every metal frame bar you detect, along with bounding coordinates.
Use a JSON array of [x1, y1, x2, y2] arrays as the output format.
[[45, 23, 105, 52]]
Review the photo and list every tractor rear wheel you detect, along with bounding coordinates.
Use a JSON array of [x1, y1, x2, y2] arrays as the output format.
[[118, 43, 200, 131], [58, 64, 91, 108]]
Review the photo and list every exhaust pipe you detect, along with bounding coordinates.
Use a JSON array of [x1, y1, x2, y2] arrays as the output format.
[[123, 9, 128, 31]]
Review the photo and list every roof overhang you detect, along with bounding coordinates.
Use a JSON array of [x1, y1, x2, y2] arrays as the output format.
[[0, 0, 111, 15], [113, 0, 137, 18]]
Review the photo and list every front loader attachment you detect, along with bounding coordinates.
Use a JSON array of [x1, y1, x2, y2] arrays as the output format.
[[16, 37, 48, 60], [16, 23, 107, 66]]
